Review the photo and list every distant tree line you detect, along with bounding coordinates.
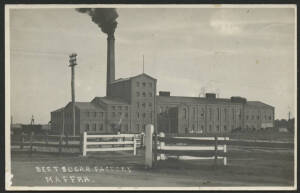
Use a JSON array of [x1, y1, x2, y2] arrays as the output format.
[[274, 118, 295, 133]]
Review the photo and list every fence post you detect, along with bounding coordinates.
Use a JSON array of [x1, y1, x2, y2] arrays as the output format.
[[79, 133, 83, 153], [159, 132, 165, 160], [45, 132, 48, 145], [83, 132, 87, 156], [65, 133, 69, 146], [145, 124, 154, 168], [223, 137, 228, 166], [58, 135, 62, 155], [20, 132, 24, 149], [133, 136, 136, 156], [29, 132, 34, 157], [214, 135, 218, 167]]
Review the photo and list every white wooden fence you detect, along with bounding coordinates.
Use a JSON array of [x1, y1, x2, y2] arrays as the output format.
[[82, 132, 137, 156], [144, 124, 229, 168]]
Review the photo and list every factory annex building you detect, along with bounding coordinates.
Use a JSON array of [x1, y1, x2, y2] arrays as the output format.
[[51, 23, 274, 135]]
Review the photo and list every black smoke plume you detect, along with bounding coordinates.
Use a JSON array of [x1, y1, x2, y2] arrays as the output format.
[[76, 8, 118, 35]]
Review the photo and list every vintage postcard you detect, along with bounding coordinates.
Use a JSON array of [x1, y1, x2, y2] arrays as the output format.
[[5, 4, 297, 191]]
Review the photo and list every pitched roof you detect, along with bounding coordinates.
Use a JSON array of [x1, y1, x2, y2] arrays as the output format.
[[246, 101, 274, 108], [93, 97, 129, 105], [51, 107, 64, 113], [111, 73, 157, 85], [74, 102, 102, 110]]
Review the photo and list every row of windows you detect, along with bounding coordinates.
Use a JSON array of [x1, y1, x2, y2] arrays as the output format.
[[137, 102, 152, 108], [136, 92, 153, 97], [136, 81, 153, 88], [183, 108, 242, 121], [246, 115, 272, 121], [137, 112, 153, 120], [111, 106, 128, 111], [86, 112, 104, 118], [85, 123, 104, 131]]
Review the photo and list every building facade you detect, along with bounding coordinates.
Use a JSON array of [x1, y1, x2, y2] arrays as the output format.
[[51, 73, 274, 135]]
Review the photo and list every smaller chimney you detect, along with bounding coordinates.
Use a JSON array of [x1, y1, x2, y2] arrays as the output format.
[[205, 93, 216, 99], [159, 91, 170, 96]]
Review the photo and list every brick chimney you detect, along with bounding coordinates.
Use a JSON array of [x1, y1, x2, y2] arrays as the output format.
[[106, 33, 115, 96]]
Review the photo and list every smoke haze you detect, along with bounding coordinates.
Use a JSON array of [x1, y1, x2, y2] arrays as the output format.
[[76, 8, 118, 34]]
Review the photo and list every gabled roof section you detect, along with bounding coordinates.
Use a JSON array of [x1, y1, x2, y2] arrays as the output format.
[[64, 101, 103, 111], [51, 107, 64, 113], [246, 101, 274, 108], [92, 97, 129, 105], [110, 73, 157, 85]]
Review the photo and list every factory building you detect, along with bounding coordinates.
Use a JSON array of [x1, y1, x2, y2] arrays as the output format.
[[50, 28, 274, 135]]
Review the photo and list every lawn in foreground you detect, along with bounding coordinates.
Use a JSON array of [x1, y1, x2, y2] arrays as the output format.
[[10, 146, 294, 187]]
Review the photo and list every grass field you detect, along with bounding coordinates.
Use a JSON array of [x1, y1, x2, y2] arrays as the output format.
[[10, 144, 294, 188]]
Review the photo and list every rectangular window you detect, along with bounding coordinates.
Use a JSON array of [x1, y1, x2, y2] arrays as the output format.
[[137, 112, 140, 119], [137, 102, 140, 108], [86, 124, 89, 131], [257, 116, 260, 120], [224, 108, 227, 121], [99, 124, 103, 131], [142, 103, 146, 108], [209, 108, 212, 120], [232, 109, 235, 120], [136, 82, 140, 87], [217, 108, 220, 120], [142, 82, 146, 87], [118, 112, 122, 116], [136, 92, 140, 97], [142, 92, 146, 97], [93, 123, 96, 131], [112, 106, 116, 110], [118, 106, 122, 110], [136, 124, 140, 130], [149, 92, 152, 97]]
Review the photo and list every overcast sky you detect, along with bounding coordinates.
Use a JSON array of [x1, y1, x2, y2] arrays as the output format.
[[9, 6, 296, 124]]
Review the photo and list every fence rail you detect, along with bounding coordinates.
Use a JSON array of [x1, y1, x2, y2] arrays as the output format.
[[156, 132, 228, 166], [82, 132, 137, 156]]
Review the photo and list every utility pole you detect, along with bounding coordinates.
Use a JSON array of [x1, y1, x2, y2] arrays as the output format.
[[69, 53, 78, 136], [142, 55, 145, 73]]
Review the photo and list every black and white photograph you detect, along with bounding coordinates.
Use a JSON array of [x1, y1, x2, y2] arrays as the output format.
[[5, 4, 297, 190]]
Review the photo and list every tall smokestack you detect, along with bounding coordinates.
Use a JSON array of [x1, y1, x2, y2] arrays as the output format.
[[107, 33, 115, 96], [76, 8, 118, 96]]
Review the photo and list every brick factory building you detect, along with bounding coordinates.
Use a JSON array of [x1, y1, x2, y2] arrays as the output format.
[[51, 72, 274, 135], [50, 29, 274, 135]]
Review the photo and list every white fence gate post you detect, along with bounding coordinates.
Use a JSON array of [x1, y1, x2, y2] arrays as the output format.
[[83, 132, 87, 157], [145, 124, 154, 168], [224, 137, 228, 166]]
